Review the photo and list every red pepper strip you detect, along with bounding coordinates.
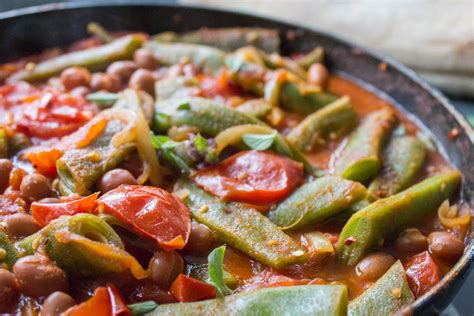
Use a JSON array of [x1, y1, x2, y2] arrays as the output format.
[[98, 185, 191, 250], [404, 251, 442, 298], [31, 192, 99, 226], [64, 284, 130, 316], [170, 274, 217, 302]]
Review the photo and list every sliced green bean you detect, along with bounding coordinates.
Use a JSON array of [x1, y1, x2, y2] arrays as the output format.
[[297, 46, 325, 69], [333, 108, 396, 183], [144, 42, 225, 73], [175, 179, 307, 269], [369, 136, 426, 197], [348, 261, 414, 316], [153, 97, 263, 136], [154, 27, 280, 53], [8, 35, 144, 82], [18, 214, 147, 278], [279, 81, 337, 115], [0, 231, 18, 270], [149, 285, 348, 316], [235, 99, 273, 119], [57, 109, 137, 195], [337, 170, 461, 265], [268, 176, 370, 230], [154, 76, 200, 101], [286, 96, 358, 152]]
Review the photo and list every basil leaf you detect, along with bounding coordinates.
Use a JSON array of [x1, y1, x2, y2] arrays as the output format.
[[207, 245, 233, 297], [86, 92, 118, 106], [177, 102, 191, 111], [194, 134, 208, 153], [127, 301, 158, 315], [242, 130, 277, 151]]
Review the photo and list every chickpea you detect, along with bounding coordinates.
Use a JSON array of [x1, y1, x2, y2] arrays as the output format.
[[20, 173, 54, 201], [134, 48, 158, 70], [0, 269, 19, 312], [90, 72, 121, 92], [184, 222, 216, 256], [395, 228, 428, 253], [0, 159, 13, 192], [307, 63, 329, 88], [428, 231, 465, 260], [98, 168, 137, 193], [106, 61, 138, 83], [149, 250, 184, 288], [129, 69, 155, 95], [60, 67, 91, 91], [13, 255, 69, 298], [41, 291, 76, 316], [5, 213, 41, 238], [355, 252, 395, 281]]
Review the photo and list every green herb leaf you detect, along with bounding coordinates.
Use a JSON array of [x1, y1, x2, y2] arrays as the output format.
[[207, 245, 233, 297], [242, 130, 277, 151], [194, 134, 208, 153], [150, 133, 191, 174], [177, 102, 191, 111], [127, 300, 158, 315], [150, 134, 179, 149], [86, 92, 118, 106]]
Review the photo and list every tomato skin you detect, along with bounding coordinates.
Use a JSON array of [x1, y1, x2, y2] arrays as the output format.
[[64, 284, 130, 316], [170, 274, 217, 302], [404, 251, 442, 298], [193, 150, 304, 205], [98, 185, 191, 250], [31, 192, 99, 226], [0, 82, 97, 140]]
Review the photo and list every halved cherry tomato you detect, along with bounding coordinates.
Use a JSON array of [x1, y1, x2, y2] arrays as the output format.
[[98, 185, 191, 250], [404, 251, 442, 298], [31, 192, 99, 226], [170, 274, 217, 302], [193, 150, 304, 205], [199, 70, 241, 101], [64, 284, 130, 316], [0, 82, 97, 140]]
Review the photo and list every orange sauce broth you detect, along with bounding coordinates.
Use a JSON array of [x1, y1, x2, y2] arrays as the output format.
[[223, 75, 456, 299]]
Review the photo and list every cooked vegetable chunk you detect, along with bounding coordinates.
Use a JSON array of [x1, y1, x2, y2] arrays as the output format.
[[8, 35, 144, 82], [145, 42, 225, 73], [286, 96, 358, 152], [348, 261, 414, 316], [333, 108, 396, 182], [18, 214, 148, 279], [174, 179, 307, 269], [0, 231, 18, 269], [149, 285, 348, 316], [368, 135, 426, 197], [337, 170, 461, 265], [154, 27, 280, 53], [268, 176, 370, 230], [154, 97, 263, 136]]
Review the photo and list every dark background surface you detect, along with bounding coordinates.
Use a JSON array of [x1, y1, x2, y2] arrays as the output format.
[[1, 1, 472, 315]]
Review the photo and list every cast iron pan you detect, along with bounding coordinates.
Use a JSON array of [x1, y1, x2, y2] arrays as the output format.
[[0, 2, 472, 315]]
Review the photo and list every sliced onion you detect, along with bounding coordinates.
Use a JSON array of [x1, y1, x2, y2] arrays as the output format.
[[214, 124, 274, 155], [438, 199, 472, 229]]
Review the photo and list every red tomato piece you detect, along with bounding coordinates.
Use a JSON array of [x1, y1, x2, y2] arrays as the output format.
[[170, 274, 217, 302], [64, 284, 130, 316], [193, 150, 304, 205], [0, 82, 97, 140], [199, 71, 241, 101], [31, 192, 99, 227], [404, 251, 442, 298], [98, 185, 191, 250]]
